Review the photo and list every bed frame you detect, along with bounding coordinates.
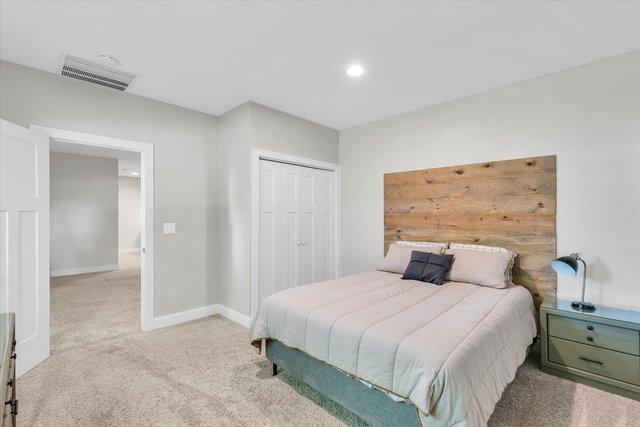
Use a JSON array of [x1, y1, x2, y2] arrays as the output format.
[[266, 340, 420, 425], [266, 156, 557, 425]]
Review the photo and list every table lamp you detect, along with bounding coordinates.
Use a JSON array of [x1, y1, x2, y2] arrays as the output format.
[[551, 253, 595, 311]]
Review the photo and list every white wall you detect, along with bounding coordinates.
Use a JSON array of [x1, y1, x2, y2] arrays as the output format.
[[1, 60, 218, 317], [0, 60, 338, 320], [50, 152, 118, 275], [340, 52, 640, 310], [118, 176, 141, 252], [215, 102, 339, 316], [5, 50, 637, 319]]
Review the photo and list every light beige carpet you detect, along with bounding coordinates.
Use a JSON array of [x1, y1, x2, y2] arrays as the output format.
[[18, 255, 640, 425]]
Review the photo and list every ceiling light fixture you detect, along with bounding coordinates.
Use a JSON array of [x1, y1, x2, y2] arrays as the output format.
[[131, 172, 139, 176], [346, 64, 365, 77]]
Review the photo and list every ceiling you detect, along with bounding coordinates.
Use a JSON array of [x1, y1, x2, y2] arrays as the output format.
[[1, 1, 638, 130], [50, 139, 141, 178]]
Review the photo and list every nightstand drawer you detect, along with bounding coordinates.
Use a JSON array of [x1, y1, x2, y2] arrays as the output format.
[[548, 336, 640, 385], [548, 314, 640, 355]]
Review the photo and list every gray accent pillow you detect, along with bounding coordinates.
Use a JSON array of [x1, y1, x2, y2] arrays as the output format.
[[402, 251, 454, 285]]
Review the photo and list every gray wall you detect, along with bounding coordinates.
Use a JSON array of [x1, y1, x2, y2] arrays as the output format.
[[1, 60, 218, 317], [50, 152, 118, 274], [118, 176, 141, 251], [215, 102, 340, 316], [340, 52, 640, 310]]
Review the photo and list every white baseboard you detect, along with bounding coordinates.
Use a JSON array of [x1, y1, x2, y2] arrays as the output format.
[[51, 264, 119, 277], [151, 304, 219, 330], [149, 303, 251, 331], [212, 304, 251, 328], [119, 248, 141, 254]]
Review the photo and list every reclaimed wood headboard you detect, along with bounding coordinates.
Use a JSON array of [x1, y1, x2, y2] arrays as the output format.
[[384, 155, 557, 307]]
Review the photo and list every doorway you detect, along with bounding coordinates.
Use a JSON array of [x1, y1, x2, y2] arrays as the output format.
[[47, 139, 142, 351], [31, 126, 155, 336]]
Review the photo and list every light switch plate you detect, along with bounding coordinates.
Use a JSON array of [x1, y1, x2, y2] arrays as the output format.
[[163, 223, 176, 234]]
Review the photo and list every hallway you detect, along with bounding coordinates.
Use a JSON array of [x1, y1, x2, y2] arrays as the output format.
[[50, 253, 140, 352]]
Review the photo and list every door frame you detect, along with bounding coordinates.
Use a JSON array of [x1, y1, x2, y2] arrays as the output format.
[[29, 126, 156, 331], [250, 148, 340, 318]]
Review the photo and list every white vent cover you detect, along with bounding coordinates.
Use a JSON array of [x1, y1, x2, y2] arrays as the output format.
[[58, 54, 136, 91]]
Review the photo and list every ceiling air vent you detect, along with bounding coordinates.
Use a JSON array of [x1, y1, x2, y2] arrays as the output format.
[[58, 54, 136, 91]]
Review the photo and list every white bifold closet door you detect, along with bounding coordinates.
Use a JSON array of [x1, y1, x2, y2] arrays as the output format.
[[258, 159, 335, 307]]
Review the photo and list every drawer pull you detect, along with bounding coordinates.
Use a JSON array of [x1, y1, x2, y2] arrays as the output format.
[[587, 325, 594, 331], [586, 336, 594, 342], [579, 356, 603, 365]]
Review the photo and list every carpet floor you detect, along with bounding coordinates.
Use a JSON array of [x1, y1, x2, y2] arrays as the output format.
[[18, 255, 640, 426]]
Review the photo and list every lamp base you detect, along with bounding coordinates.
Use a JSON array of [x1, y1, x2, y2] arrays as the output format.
[[571, 301, 596, 311]]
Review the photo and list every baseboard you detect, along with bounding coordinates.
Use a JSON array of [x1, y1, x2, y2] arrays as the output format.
[[50, 264, 119, 277], [149, 303, 251, 331], [118, 248, 141, 254], [212, 304, 251, 328], [151, 304, 219, 330]]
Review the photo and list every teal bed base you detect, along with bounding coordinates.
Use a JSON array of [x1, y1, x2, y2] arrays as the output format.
[[266, 340, 421, 426]]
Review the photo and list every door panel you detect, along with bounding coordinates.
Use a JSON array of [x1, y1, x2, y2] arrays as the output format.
[[0, 119, 50, 377], [284, 211, 298, 289], [18, 211, 38, 341], [299, 167, 335, 284], [280, 167, 299, 291], [312, 170, 335, 282], [259, 162, 277, 303], [300, 211, 314, 285], [0, 135, 38, 197], [258, 160, 300, 305], [299, 168, 315, 285]]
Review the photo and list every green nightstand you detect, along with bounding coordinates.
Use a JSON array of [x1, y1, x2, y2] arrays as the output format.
[[541, 299, 640, 400]]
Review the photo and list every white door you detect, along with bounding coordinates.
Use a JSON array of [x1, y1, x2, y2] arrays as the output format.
[[258, 159, 335, 306], [0, 120, 50, 377], [299, 167, 335, 285], [258, 160, 300, 304]]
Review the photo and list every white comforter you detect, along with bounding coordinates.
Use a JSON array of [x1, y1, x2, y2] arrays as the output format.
[[250, 270, 536, 426]]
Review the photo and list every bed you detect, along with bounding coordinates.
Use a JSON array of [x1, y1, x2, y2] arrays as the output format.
[[250, 270, 537, 425], [249, 156, 557, 426]]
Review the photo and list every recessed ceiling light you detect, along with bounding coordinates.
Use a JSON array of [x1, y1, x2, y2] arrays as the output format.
[[131, 172, 139, 176], [346, 64, 365, 77]]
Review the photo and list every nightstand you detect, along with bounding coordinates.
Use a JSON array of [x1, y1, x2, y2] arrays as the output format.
[[1, 313, 16, 426], [541, 299, 640, 401]]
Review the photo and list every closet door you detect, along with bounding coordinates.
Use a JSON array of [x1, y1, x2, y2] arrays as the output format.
[[258, 160, 300, 305], [299, 167, 335, 285]]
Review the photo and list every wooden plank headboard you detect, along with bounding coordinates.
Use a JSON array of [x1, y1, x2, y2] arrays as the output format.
[[384, 155, 557, 307]]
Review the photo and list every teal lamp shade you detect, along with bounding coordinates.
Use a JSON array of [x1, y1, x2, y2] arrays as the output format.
[[551, 256, 579, 277]]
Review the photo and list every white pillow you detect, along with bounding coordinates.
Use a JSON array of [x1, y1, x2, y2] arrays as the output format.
[[379, 243, 444, 274], [446, 243, 517, 288]]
